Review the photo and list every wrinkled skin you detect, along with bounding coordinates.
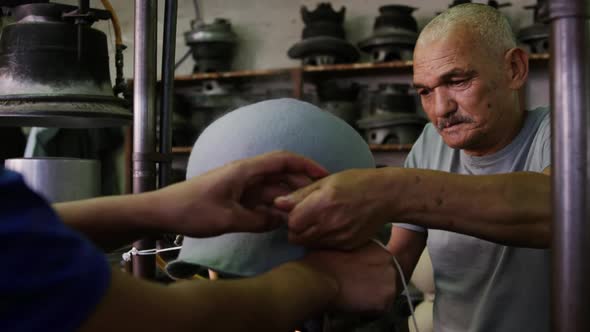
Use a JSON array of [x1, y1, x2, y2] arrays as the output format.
[[413, 27, 528, 156], [276, 25, 530, 249]]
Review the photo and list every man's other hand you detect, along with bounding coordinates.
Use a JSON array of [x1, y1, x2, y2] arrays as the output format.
[[302, 241, 398, 313]]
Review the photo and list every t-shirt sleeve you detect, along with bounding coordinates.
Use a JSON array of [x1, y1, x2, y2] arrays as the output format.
[[393, 127, 428, 233], [536, 110, 552, 171], [0, 169, 111, 332]]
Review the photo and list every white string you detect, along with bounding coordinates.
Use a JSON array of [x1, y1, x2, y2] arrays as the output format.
[[122, 246, 182, 262], [371, 239, 420, 332], [121, 240, 420, 332]]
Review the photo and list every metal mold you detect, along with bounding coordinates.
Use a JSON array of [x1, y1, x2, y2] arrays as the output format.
[[518, 0, 550, 53], [357, 112, 426, 144], [288, 3, 359, 65], [184, 18, 237, 73], [357, 83, 425, 144], [0, 3, 131, 127], [359, 5, 419, 62], [317, 81, 360, 125]]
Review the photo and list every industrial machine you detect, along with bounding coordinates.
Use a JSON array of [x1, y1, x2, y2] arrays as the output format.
[[0, 1, 131, 128]]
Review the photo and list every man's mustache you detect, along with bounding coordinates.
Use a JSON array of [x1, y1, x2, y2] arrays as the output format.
[[436, 114, 475, 131]]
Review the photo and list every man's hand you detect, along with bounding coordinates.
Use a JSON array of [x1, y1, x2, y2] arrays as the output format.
[[275, 168, 397, 250], [301, 241, 398, 313], [150, 151, 329, 237]]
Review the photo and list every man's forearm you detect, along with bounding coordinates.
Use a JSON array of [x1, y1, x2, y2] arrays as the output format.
[[386, 168, 551, 248], [53, 192, 163, 251]]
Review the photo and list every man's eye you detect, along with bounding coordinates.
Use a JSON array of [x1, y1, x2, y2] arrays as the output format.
[[418, 89, 431, 96], [449, 79, 469, 87]]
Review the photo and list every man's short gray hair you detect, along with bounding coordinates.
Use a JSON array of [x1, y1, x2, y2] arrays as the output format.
[[417, 3, 517, 56]]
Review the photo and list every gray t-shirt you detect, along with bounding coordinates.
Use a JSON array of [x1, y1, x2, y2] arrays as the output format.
[[399, 107, 551, 332]]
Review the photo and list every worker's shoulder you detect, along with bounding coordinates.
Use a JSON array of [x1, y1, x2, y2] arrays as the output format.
[[525, 106, 551, 141], [528, 106, 551, 127]]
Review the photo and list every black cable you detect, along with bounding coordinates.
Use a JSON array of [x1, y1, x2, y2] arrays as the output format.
[[174, 49, 192, 70]]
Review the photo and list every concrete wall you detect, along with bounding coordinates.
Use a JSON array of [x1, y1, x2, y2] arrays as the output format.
[[62, 0, 538, 71]]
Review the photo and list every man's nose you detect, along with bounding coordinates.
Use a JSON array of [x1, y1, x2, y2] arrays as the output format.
[[433, 88, 457, 118]]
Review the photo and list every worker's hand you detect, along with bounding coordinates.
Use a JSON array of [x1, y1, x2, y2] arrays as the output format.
[[275, 168, 396, 250], [302, 241, 398, 313], [151, 151, 329, 237]]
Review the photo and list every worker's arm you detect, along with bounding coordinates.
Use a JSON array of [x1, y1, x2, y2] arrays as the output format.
[[54, 151, 328, 251], [388, 167, 551, 248], [277, 166, 550, 249], [79, 242, 397, 332]]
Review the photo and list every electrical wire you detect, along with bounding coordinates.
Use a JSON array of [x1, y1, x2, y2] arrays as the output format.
[[371, 239, 420, 332], [175, 49, 192, 70], [100, 0, 123, 46], [122, 239, 420, 332]]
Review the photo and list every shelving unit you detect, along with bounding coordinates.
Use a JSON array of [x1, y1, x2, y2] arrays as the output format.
[[167, 53, 550, 171], [172, 143, 413, 155], [173, 53, 549, 83], [171, 144, 413, 171]]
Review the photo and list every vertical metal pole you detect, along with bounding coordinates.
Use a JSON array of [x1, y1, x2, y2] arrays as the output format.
[[77, 0, 89, 61], [133, 0, 158, 279], [159, 0, 177, 188], [550, 0, 590, 331], [192, 0, 202, 23]]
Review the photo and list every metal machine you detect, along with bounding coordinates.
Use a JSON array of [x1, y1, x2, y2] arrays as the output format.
[[0, 1, 131, 128], [288, 3, 359, 65]]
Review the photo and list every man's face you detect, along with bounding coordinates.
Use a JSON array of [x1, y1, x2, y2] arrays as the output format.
[[413, 29, 513, 153]]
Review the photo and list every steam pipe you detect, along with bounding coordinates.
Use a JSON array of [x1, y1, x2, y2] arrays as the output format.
[[132, 0, 158, 279], [549, 0, 590, 331], [159, 0, 178, 188]]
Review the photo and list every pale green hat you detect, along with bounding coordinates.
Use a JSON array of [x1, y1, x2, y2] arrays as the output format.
[[166, 98, 375, 279]]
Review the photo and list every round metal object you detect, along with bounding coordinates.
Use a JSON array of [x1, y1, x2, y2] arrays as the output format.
[[374, 83, 416, 113], [288, 36, 360, 64], [0, 4, 131, 128], [357, 112, 427, 144], [358, 5, 419, 62], [184, 18, 237, 73], [518, 23, 549, 53], [321, 101, 358, 125], [374, 5, 418, 32], [289, 3, 358, 65], [358, 29, 418, 62], [4, 157, 101, 203]]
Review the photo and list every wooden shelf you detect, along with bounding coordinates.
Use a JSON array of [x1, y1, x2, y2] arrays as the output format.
[[529, 53, 550, 61], [174, 67, 294, 81], [369, 144, 413, 152], [172, 53, 548, 83], [172, 146, 193, 154], [173, 60, 415, 83], [172, 144, 412, 155], [303, 60, 413, 73]]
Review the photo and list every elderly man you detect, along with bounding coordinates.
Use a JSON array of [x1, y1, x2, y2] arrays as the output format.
[[277, 4, 551, 332]]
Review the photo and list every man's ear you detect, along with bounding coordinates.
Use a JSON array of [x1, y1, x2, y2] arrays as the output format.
[[504, 47, 529, 90]]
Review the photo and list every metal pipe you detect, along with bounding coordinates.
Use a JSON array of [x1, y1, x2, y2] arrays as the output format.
[[159, 0, 178, 188], [192, 0, 202, 23], [549, 0, 590, 331], [77, 0, 89, 61], [132, 0, 158, 279]]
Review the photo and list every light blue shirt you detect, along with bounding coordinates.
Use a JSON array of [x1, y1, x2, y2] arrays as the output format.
[[398, 107, 551, 332]]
